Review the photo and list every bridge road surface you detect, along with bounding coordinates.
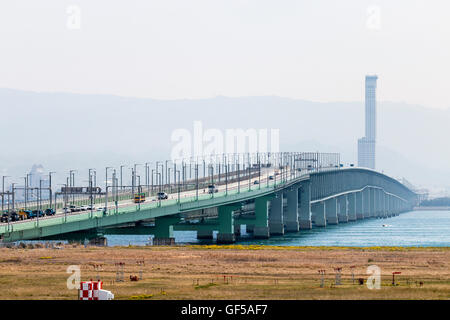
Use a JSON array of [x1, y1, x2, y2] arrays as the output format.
[[0, 166, 283, 228]]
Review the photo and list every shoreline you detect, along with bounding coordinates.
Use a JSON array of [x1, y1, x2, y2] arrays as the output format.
[[0, 245, 448, 300]]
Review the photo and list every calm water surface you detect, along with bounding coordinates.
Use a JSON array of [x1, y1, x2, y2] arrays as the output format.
[[105, 210, 450, 247]]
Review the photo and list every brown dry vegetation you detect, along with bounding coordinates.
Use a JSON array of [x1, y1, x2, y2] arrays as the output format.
[[0, 245, 449, 300]]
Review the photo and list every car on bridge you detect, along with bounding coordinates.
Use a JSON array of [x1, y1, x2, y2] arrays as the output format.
[[18, 210, 31, 220], [1, 213, 10, 222], [69, 205, 79, 212], [269, 175, 274, 180], [10, 212, 19, 221], [32, 210, 45, 218], [44, 208, 55, 216], [207, 185, 218, 194], [134, 193, 146, 203], [253, 180, 259, 184], [157, 192, 168, 200]]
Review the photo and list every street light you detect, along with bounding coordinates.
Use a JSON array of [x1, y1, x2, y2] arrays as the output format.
[[105, 167, 113, 213], [145, 162, 151, 194], [23, 176, 27, 210], [2, 176, 10, 212], [119, 165, 126, 190], [48, 171, 56, 210], [58, 183, 68, 221], [133, 164, 142, 196], [69, 169, 77, 205]]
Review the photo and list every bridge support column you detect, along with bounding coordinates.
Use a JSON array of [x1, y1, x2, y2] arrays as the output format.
[[369, 188, 376, 218], [337, 195, 348, 223], [325, 198, 338, 225], [246, 224, 254, 233], [374, 189, 380, 218], [253, 196, 271, 239], [197, 230, 214, 240], [381, 191, 390, 218], [217, 204, 240, 244], [384, 194, 391, 218], [347, 193, 357, 221], [299, 181, 312, 229], [153, 216, 178, 245], [356, 191, 364, 220], [380, 190, 386, 218], [269, 193, 284, 235], [363, 188, 371, 219], [234, 224, 241, 237], [392, 197, 397, 215], [386, 195, 391, 217], [285, 188, 299, 232], [312, 202, 326, 227]]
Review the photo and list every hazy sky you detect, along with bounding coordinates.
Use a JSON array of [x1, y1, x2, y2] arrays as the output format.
[[1, 0, 450, 109]]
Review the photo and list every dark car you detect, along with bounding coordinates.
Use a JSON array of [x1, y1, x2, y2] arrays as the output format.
[[10, 211, 19, 221], [207, 185, 218, 194], [26, 211, 37, 219], [32, 210, 45, 218], [1, 213, 9, 223], [157, 192, 168, 200], [44, 208, 56, 216]]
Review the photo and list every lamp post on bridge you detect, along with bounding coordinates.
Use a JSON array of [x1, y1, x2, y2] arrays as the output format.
[[105, 166, 113, 214], [2, 176, 10, 213], [176, 170, 181, 204], [48, 171, 56, 211], [145, 162, 151, 194], [133, 164, 142, 197], [119, 165, 126, 191], [23, 176, 27, 210], [69, 170, 77, 205], [58, 183, 68, 221]]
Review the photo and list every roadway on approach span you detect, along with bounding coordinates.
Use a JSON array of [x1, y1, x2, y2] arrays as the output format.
[[0, 167, 290, 227]]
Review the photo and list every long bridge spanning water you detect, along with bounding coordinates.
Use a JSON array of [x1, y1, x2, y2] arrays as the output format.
[[0, 152, 417, 244]]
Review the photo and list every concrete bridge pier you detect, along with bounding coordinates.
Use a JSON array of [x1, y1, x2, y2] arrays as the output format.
[[394, 198, 400, 215], [197, 229, 214, 240], [217, 204, 240, 244], [382, 193, 389, 217], [234, 224, 241, 237], [363, 188, 371, 219], [284, 188, 299, 232], [356, 191, 364, 220], [392, 197, 399, 216], [374, 189, 381, 218], [299, 181, 312, 230], [385, 194, 391, 218], [312, 202, 326, 227], [337, 195, 348, 223], [325, 197, 338, 225], [269, 194, 284, 235], [347, 193, 357, 221], [253, 196, 271, 239], [376, 189, 383, 218], [381, 192, 387, 218], [153, 216, 178, 245], [369, 188, 376, 218]]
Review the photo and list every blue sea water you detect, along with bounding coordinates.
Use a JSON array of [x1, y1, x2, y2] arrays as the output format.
[[105, 210, 450, 247]]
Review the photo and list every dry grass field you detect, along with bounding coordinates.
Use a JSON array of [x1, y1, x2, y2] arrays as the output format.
[[0, 244, 449, 300]]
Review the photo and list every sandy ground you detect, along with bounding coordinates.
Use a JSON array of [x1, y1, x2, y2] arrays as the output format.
[[0, 244, 448, 300]]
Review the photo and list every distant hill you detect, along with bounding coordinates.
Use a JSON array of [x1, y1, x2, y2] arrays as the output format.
[[1, 88, 449, 189]]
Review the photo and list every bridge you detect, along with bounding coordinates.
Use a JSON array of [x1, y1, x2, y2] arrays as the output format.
[[0, 152, 417, 244]]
